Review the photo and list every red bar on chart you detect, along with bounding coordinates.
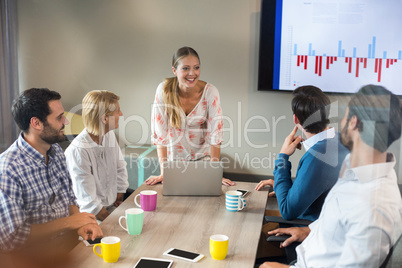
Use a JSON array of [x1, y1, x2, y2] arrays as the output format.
[[386, 59, 390, 68], [348, 57, 352, 73], [326, 56, 330, 69], [319, 56, 322, 76], [304, 56, 308, 69], [356, 58, 360, 77], [297, 55, 300, 66], [315, 56, 318, 74], [364, 58, 367, 68], [378, 59, 382, 82], [375, 58, 378, 73]]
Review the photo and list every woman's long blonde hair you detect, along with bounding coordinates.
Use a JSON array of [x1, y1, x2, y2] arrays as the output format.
[[163, 46, 200, 129]]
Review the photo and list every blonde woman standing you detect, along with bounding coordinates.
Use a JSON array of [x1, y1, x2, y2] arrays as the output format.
[[65, 90, 128, 221], [147, 47, 234, 186]]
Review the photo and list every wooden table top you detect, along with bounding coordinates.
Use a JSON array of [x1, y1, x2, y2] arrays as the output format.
[[68, 181, 269, 267]]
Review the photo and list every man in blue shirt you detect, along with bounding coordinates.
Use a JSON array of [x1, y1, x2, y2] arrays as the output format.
[[256, 86, 348, 221], [255, 86, 348, 259], [0, 88, 103, 266]]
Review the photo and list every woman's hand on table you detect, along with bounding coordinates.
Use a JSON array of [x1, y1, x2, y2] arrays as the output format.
[[145, 175, 163, 185], [222, 177, 235, 186]]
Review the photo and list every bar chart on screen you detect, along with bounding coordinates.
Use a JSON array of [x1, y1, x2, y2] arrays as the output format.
[[277, 0, 402, 94], [293, 37, 401, 83]]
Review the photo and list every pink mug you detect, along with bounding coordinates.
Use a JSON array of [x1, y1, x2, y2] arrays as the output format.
[[134, 190, 157, 211]]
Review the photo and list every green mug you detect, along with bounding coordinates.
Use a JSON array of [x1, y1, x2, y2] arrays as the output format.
[[119, 208, 144, 235]]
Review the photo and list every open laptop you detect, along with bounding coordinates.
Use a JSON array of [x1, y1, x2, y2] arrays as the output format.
[[162, 161, 223, 196]]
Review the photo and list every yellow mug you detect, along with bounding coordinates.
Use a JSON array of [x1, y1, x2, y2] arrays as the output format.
[[93, 236, 121, 263], [210, 234, 229, 260]]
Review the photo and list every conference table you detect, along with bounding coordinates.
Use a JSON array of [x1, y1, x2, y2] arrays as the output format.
[[68, 181, 269, 267]]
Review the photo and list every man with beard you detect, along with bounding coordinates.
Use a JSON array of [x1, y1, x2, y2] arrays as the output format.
[[260, 85, 402, 268], [0, 88, 103, 266]]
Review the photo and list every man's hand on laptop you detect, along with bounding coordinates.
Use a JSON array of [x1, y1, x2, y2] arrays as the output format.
[[222, 177, 235, 186], [279, 126, 303, 156], [145, 175, 163, 185]]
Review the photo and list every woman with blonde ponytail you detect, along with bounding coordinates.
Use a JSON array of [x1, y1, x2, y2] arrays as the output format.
[[147, 47, 235, 186]]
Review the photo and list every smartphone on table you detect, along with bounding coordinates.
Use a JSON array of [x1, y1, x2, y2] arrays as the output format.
[[82, 237, 102, 246], [237, 189, 249, 197], [163, 248, 204, 262]]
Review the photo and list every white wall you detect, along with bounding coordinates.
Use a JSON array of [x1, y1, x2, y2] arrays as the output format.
[[17, 0, 401, 179]]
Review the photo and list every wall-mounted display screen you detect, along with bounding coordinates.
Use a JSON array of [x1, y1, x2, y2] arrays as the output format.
[[258, 0, 402, 95]]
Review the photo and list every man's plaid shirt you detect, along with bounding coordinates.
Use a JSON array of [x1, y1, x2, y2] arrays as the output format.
[[0, 134, 78, 251]]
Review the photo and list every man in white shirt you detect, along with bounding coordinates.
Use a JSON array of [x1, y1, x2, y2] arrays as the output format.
[[260, 84, 402, 268]]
